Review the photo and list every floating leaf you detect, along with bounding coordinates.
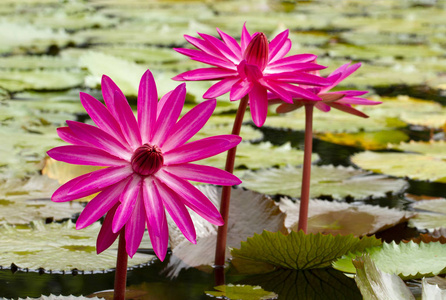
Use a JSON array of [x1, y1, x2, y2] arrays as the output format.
[[279, 198, 415, 236], [316, 130, 409, 150], [191, 124, 263, 142], [333, 241, 446, 279], [422, 276, 446, 300], [16, 295, 105, 300], [241, 165, 408, 200], [239, 268, 362, 300], [351, 149, 446, 183], [166, 186, 287, 277], [0, 55, 78, 70], [0, 69, 85, 92], [231, 231, 382, 270], [91, 45, 182, 64], [205, 284, 278, 300], [198, 142, 318, 172], [409, 199, 446, 231], [0, 220, 153, 273], [352, 255, 416, 300], [392, 140, 446, 159]]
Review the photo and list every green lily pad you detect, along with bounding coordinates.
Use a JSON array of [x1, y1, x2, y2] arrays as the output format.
[[231, 231, 382, 270], [14, 296, 104, 300], [91, 45, 182, 64], [205, 284, 278, 300], [0, 55, 78, 70], [392, 140, 446, 158], [264, 105, 406, 133], [333, 241, 446, 279], [191, 124, 263, 142], [409, 199, 446, 231], [239, 268, 362, 300], [0, 220, 153, 273], [241, 165, 408, 200], [351, 149, 446, 183], [280, 198, 415, 237], [198, 142, 318, 172], [316, 130, 409, 150], [166, 186, 287, 277], [0, 69, 85, 92], [353, 255, 416, 300]]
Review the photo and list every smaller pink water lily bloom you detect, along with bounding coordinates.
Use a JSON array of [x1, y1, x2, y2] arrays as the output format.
[[47, 70, 242, 261], [271, 62, 381, 117], [173, 24, 331, 127]]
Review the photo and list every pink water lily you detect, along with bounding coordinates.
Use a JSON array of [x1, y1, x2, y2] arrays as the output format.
[[173, 24, 330, 127], [47, 70, 242, 261], [271, 62, 381, 117]]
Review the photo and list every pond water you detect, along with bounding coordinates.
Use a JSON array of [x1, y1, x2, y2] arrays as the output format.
[[1, 0, 445, 299]]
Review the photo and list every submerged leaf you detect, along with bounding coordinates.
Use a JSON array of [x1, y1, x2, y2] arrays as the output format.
[[353, 255, 415, 300], [205, 284, 278, 300], [0, 220, 153, 273], [280, 198, 415, 236], [231, 231, 382, 270], [333, 241, 446, 279], [241, 165, 407, 200]]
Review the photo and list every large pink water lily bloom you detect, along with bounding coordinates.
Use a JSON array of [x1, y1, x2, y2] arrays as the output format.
[[271, 62, 381, 117], [173, 24, 331, 126], [47, 70, 242, 261]]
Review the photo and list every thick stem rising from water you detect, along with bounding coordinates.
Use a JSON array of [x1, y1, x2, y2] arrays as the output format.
[[114, 229, 128, 300], [214, 95, 249, 267], [297, 104, 314, 233]]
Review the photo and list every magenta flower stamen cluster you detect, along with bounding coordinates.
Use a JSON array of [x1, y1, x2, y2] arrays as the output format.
[[47, 70, 242, 261]]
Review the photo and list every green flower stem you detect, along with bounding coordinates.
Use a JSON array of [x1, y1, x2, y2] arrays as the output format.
[[298, 104, 314, 233], [214, 95, 249, 267], [114, 229, 128, 300]]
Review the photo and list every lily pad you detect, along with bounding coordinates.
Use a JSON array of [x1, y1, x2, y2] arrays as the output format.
[[409, 199, 446, 231], [198, 142, 318, 172], [279, 198, 415, 236], [0, 220, 153, 273], [205, 284, 278, 300], [241, 165, 408, 200], [231, 230, 382, 270], [166, 186, 287, 277], [352, 255, 416, 300], [333, 241, 446, 279], [16, 296, 104, 300], [351, 149, 446, 183], [0, 55, 78, 70]]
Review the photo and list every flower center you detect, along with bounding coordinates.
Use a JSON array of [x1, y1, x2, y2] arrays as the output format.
[[243, 32, 269, 71], [131, 144, 164, 176]]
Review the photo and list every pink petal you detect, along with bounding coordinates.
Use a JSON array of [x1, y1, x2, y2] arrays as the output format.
[[162, 99, 216, 152], [240, 23, 252, 52], [151, 83, 186, 147], [230, 79, 253, 101], [113, 91, 142, 149], [163, 135, 241, 165], [56, 127, 89, 146], [248, 83, 269, 127], [96, 203, 120, 254], [267, 72, 331, 86], [266, 62, 326, 74], [66, 120, 132, 160], [276, 103, 303, 113], [320, 92, 346, 102], [157, 90, 173, 118], [163, 164, 241, 186], [47, 145, 127, 166], [142, 177, 165, 238], [216, 27, 242, 59], [51, 172, 93, 202], [203, 77, 240, 99], [268, 54, 318, 67], [268, 29, 290, 63], [125, 196, 146, 258], [156, 169, 223, 226], [154, 178, 196, 244], [76, 179, 129, 230], [173, 68, 238, 81], [197, 32, 240, 66], [67, 165, 133, 198], [315, 101, 331, 112], [79, 92, 126, 143], [112, 174, 142, 233], [101, 75, 126, 119], [138, 69, 158, 143], [338, 96, 381, 106], [146, 208, 168, 261], [184, 34, 225, 60], [261, 79, 292, 103], [328, 102, 369, 118], [282, 83, 322, 101]]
